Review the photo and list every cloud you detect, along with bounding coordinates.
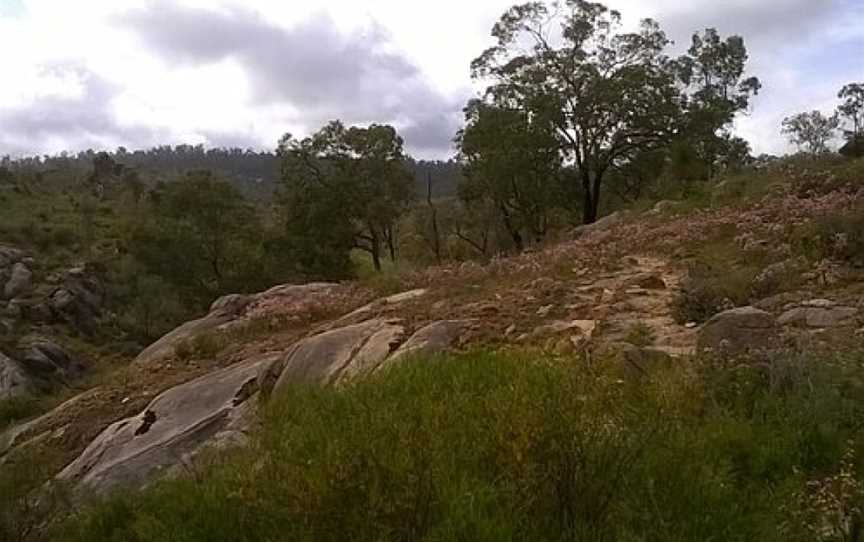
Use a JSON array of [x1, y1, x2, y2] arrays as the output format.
[[0, 64, 165, 156], [118, 3, 465, 155]]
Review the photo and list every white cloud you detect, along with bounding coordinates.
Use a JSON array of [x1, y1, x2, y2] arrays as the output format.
[[0, 0, 861, 158]]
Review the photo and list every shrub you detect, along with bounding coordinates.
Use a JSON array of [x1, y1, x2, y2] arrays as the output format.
[[624, 322, 656, 347], [57, 349, 864, 541], [815, 210, 864, 267]]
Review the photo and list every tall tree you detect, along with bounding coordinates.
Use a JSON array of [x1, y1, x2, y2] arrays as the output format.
[[676, 29, 761, 177], [781, 111, 840, 154], [838, 83, 864, 158], [457, 99, 564, 250], [278, 121, 415, 272], [471, 1, 681, 224], [838, 83, 864, 138]]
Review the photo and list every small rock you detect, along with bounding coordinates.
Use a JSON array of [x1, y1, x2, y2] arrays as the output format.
[[537, 304, 554, 317], [697, 306, 780, 354]]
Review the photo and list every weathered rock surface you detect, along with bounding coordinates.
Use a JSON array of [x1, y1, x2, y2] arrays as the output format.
[[16, 335, 86, 383], [47, 267, 105, 334], [0, 351, 32, 400], [572, 211, 625, 238], [778, 299, 858, 328], [3, 262, 32, 299], [390, 320, 470, 362], [134, 283, 338, 365], [269, 319, 406, 391], [57, 359, 267, 496], [697, 306, 779, 354]]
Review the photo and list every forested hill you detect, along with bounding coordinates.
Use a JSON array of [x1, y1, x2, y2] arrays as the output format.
[[0, 146, 463, 199]]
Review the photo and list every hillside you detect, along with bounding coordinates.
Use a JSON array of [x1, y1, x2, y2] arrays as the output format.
[[2, 157, 864, 540]]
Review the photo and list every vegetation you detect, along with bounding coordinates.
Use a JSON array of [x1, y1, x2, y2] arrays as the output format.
[[39, 348, 864, 542], [782, 111, 841, 154]]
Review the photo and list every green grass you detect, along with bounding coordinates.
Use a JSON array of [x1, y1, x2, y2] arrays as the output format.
[[45, 348, 864, 542]]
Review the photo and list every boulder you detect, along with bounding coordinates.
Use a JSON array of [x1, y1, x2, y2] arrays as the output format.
[[0, 351, 32, 400], [530, 319, 598, 339], [47, 267, 105, 334], [572, 212, 625, 238], [389, 320, 470, 362], [0, 246, 24, 269], [57, 358, 267, 497], [268, 319, 405, 392], [3, 262, 32, 299], [603, 343, 674, 376], [16, 335, 86, 381], [778, 303, 858, 328], [697, 306, 780, 354], [135, 282, 342, 365]]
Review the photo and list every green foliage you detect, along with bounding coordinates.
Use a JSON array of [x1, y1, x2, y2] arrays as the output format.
[[782, 111, 841, 154], [53, 347, 864, 542], [838, 82, 864, 140], [672, 238, 765, 323], [457, 100, 568, 250], [624, 322, 656, 347], [126, 170, 270, 308], [473, 1, 683, 224], [0, 447, 68, 542], [676, 28, 760, 177], [814, 208, 864, 267], [277, 121, 415, 273]]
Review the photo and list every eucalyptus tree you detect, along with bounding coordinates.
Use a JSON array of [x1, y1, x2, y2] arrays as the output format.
[[471, 1, 681, 224], [457, 99, 564, 250], [781, 111, 840, 154], [675, 28, 761, 177], [278, 121, 415, 272]]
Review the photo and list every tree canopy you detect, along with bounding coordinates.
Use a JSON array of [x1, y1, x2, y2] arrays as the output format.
[[471, 1, 758, 224], [277, 121, 415, 272]]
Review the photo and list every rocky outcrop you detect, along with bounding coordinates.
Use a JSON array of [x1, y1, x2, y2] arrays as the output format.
[[697, 306, 780, 354], [3, 262, 32, 299], [135, 283, 340, 365], [0, 351, 32, 400], [16, 335, 86, 385], [56, 359, 268, 497], [47, 267, 105, 334], [58, 312, 469, 496], [778, 299, 858, 329], [390, 320, 471, 362], [267, 319, 406, 391]]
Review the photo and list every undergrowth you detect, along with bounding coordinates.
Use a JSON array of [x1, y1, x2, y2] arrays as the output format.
[[43, 348, 864, 542]]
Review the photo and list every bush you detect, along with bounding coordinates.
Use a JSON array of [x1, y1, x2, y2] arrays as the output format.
[[56, 349, 864, 541], [815, 210, 864, 267]]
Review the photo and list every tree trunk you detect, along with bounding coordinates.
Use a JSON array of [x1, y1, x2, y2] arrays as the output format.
[[371, 243, 382, 272], [499, 204, 524, 251], [581, 169, 597, 224], [426, 170, 442, 264]]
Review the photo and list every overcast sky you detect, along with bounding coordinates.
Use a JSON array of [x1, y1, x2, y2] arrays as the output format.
[[0, 0, 861, 159]]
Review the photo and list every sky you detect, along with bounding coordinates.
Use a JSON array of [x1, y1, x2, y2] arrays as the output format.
[[0, 0, 861, 159]]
